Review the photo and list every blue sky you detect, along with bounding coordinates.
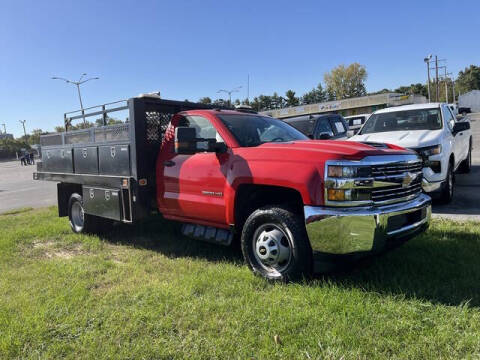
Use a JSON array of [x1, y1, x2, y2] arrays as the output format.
[[1, 0, 479, 137]]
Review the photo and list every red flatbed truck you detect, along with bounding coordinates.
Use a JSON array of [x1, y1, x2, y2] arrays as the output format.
[[34, 95, 431, 281]]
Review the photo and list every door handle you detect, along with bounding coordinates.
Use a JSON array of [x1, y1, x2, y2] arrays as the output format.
[[163, 160, 175, 167]]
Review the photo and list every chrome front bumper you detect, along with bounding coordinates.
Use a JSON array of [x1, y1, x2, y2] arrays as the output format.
[[304, 193, 431, 255], [422, 178, 443, 193]]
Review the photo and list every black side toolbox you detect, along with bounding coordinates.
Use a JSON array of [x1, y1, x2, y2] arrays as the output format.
[[98, 144, 130, 176], [42, 147, 73, 173], [83, 186, 122, 221], [73, 146, 98, 174]]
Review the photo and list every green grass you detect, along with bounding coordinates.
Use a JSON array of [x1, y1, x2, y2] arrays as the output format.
[[0, 207, 479, 359]]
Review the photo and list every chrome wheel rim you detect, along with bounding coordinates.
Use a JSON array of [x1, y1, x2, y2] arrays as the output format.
[[71, 201, 84, 229], [253, 223, 292, 274]]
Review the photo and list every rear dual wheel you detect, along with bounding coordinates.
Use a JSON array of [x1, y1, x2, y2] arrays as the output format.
[[68, 193, 112, 234], [241, 206, 312, 281]]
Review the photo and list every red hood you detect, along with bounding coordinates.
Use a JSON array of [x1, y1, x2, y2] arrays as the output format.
[[233, 140, 414, 162]]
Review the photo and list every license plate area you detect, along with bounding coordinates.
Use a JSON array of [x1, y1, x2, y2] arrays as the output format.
[[387, 208, 426, 233]]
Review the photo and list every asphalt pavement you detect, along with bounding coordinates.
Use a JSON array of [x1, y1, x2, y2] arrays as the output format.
[[0, 116, 479, 220], [0, 160, 57, 213]]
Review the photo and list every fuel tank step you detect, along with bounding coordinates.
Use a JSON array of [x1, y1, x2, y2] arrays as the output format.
[[181, 223, 233, 246]]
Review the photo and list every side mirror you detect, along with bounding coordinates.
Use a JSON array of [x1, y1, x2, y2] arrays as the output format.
[[175, 127, 198, 154], [452, 121, 470, 135], [318, 132, 332, 140], [175, 127, 226, 154]]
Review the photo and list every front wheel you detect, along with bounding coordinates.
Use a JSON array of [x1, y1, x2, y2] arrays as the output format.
[[241, 206, 313, 281], [438, 162, 454, 204]]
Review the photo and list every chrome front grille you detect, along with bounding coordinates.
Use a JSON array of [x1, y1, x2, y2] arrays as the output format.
[[371, 162, 423, 177], [371, 180, 422, 203], [370, 161, 423, 204]]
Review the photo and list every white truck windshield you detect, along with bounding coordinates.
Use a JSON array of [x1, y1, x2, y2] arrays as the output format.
[[360, 108, 442, 134]]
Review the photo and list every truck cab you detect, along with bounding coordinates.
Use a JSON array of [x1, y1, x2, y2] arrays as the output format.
[[34, 96, 432, 281]]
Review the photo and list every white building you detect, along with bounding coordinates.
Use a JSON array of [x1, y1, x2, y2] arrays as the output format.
[[458, 90, 480, 113], [261, 93, 427, 119]]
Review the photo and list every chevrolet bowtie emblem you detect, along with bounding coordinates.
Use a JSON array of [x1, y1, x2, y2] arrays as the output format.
[[402, 172, 417, 188]]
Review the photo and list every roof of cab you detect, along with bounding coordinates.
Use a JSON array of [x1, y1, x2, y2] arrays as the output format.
[[181, 109, 263, 116], [374, 103, 443, 114]]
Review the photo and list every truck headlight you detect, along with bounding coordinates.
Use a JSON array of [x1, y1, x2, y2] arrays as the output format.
[[327, 189, 351, 201], [327, 165, 370, 178], [418, 144, 442, 157], [327, 189, 370, 202]]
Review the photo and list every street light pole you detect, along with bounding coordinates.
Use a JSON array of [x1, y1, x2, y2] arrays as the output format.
[[217, 86, 242, 107], [51, 73, 99, 124], [424, 55, 432, 102]]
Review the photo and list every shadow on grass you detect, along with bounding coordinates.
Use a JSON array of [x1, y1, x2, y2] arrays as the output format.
[[325, 227, 480, 307], [102, 214, 243, 265], [103, 216, 480, 306]]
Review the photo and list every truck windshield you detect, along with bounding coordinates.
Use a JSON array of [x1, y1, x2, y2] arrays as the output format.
[[359, 108, 442, 134], [218, 114, 309, 147]]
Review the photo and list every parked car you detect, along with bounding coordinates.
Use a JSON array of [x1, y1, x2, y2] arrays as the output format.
[[283, 114, 349, 140], [344, 113, 371, 136], [349, 103, 472, 203], [34, 96, 431, 281]]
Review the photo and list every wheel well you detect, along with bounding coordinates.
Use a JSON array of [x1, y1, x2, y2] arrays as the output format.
[[234, 184, 304, 230], [57, 183, 82, 217]]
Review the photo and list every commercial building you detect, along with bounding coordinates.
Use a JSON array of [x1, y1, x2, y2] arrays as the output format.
[[261, 93, 427, 119], [458, 90, 480, 113], [0, 133, 14, 140]]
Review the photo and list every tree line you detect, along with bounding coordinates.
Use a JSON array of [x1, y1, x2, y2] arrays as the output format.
[[198, 64, 480, 112]]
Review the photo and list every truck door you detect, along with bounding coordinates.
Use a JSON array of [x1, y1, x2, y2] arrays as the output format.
[[158, 115, 229, 226], [443, 105, 464, 168]]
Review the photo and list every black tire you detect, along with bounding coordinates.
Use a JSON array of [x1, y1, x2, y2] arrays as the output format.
[[458, 139, 472, 174], [68, 193, 101, 234], [438, 161, 454, 204], [241, 206, 313, 281]]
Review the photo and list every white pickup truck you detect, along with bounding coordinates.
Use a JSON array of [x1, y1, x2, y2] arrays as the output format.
[[349, 103, 472, 203]]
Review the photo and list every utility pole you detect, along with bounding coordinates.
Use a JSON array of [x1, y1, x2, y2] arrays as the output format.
[[1, 123, 5, 134], [444, 67, 449, 103], [19, 120, 27, 137], [452, 76, 456, 103], [51, 73, 99, 124], [217, 86, 242, 107], [424, 55, 432, 102], [435, 56, 439, 102], [247, 74, 250, 103]]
